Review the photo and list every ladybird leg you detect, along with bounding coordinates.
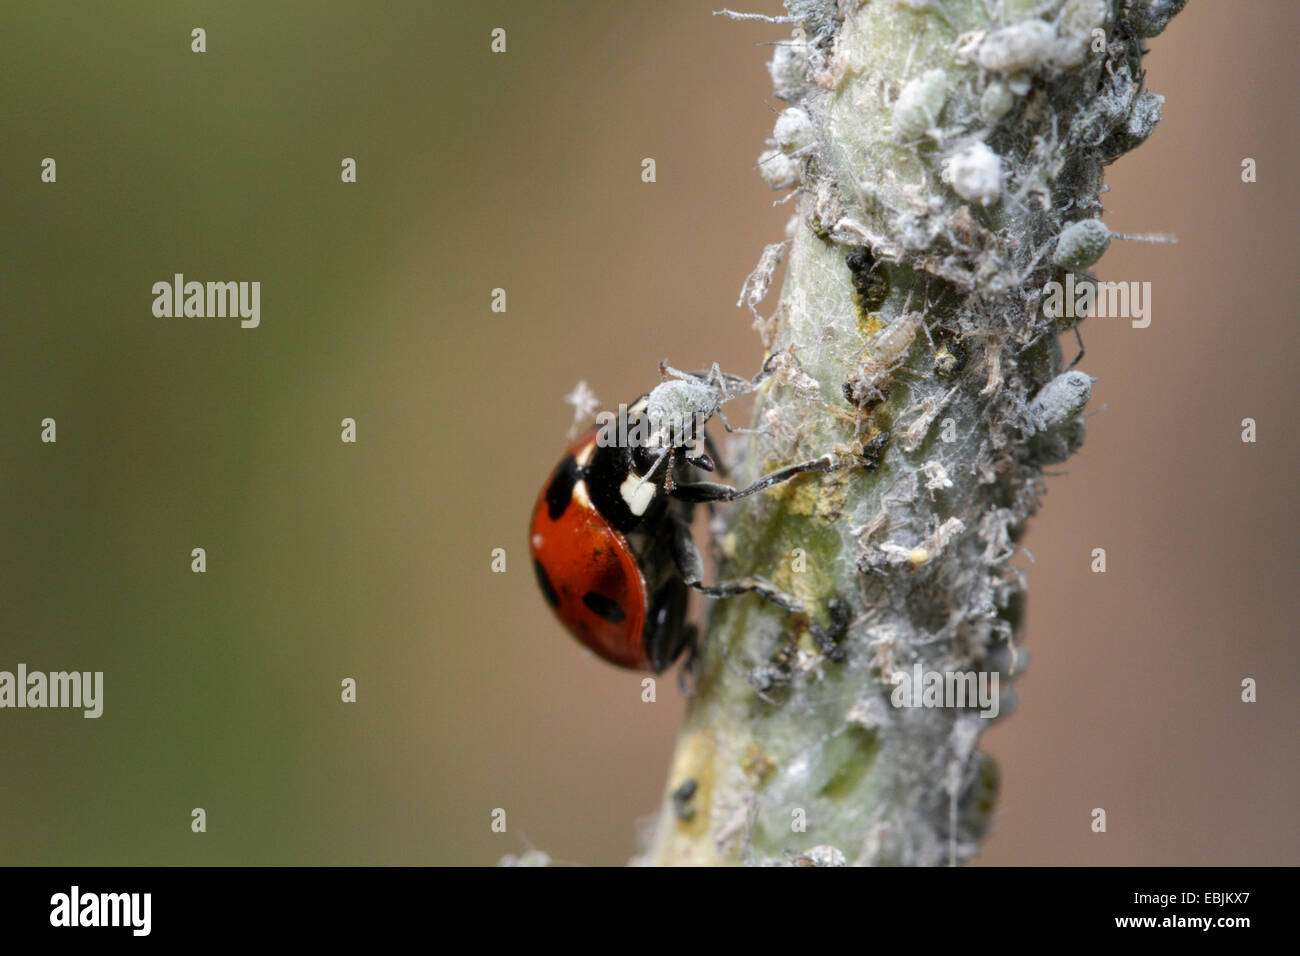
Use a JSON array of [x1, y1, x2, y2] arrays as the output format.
[[669, 518, 805, 614], [645, 578, 692, 674], [1066, 322, 1085, 371], [669, 521, 847, 662], [684, 430, 717, 474], [668, 453, 839, 504], [687, 451, 716, 472], [702, 429, 729, 476]]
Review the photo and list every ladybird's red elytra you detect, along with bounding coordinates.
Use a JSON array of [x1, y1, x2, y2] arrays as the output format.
[[529, 428, 654, 670], [529, 362, 854, 674]]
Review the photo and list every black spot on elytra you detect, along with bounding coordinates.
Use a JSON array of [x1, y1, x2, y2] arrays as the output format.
[[545, 457, 580, 520], [583, 591, 625, 624], [533, 559, 560, 608]]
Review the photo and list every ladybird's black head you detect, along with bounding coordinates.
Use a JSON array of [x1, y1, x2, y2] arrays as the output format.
[[611, 389, 706, 484], [630, 441, 662, 478], [582, 397, 669, 505], [616, 396, 664, 477]]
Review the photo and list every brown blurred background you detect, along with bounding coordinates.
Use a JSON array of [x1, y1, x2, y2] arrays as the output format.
[[0, 1, 1295, 865]]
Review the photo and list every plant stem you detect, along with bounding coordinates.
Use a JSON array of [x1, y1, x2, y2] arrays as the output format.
[[645, 0, 1180, 866]]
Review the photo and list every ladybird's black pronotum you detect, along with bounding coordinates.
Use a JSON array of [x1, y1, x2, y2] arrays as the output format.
[[529, 360, 848, 673]]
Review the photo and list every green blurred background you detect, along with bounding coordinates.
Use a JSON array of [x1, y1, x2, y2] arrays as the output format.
[[1, 1, 1296, 865]]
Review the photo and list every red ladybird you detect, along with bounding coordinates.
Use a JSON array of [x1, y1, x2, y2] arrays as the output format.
[[530, 363, 849, 673]]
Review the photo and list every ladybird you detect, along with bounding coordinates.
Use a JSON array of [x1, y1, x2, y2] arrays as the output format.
[[529, 361, 848, 673]]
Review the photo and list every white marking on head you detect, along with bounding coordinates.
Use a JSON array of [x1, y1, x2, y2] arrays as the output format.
[[574, 439, 596, 468], [573, 479, 592, 508], [620, 472, 656, 516]]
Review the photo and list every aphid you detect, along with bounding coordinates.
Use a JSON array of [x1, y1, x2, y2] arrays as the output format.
[[843, 311, 923, 413], [773, 106, 815, 154], [530, 358, 851, 673], [945, 141, 1002, 207], [972, 20, 1056, 74], [1052, 218, 1111, 270], [892, 69, 948, 142], [900, 386, 958, 452]]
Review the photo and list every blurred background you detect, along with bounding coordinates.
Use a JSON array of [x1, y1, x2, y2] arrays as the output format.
[[0, 1, 1295, 865]]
